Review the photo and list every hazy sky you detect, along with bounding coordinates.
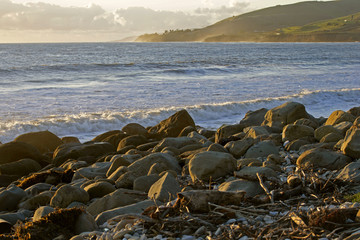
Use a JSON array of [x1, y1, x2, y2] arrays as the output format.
[[1, 0, 331, 43]]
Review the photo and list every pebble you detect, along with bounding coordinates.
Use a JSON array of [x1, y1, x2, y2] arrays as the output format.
[[239, 236, 249, 240], [226, 218, 237, 224], [181, 235, 196, 240]]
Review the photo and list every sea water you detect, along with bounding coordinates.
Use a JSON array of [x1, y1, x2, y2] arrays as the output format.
[[0, 42, 359, 143]]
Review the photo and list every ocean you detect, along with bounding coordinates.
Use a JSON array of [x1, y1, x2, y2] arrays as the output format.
[[0, 42, 359, 143]]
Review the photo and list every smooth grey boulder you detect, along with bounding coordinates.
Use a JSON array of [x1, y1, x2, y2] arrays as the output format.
[[24, 183, 55, 196], [225, 138, 255, 158], [50, 185, 89, 208], [83, 181, 116, 199], [0, 210, 32, 225], [95, 200, 158, 225], [18, 191, 54, 210], [189, 151, 236, 182], [336, 162, 360, 182], [297, 148, 351, 170], [73, 162, 112, 181], [234, 166, 278, 180], [0, 184, 27, 211], [325, 110, 355, 126], [219, 179, 264, 197], [153, 137, 198, 152], [0, 158, 42, 177], [245, 126, 269, 139], [245, 140, 279, 159], [148, 172, 181, 202], [240, 108, 268, 127], [33, 206, 56, 221], [282, 124, 314, 142], [341, 129, 360, 159], [133, 174, 161, 193], [74, 211, 98, 235]]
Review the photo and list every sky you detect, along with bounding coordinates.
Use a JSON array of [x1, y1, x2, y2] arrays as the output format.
[[1, 0, 330, 43]]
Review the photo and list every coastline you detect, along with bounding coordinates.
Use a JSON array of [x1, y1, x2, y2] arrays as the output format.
[[0, 101, 360, 239]]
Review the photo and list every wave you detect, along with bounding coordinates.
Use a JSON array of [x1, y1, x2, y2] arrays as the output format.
[[1, 88, 359, 143]]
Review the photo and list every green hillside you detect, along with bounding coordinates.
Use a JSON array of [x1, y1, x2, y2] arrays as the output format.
[[136, 0, 360, 42]]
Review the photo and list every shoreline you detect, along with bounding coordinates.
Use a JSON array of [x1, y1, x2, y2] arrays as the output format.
[[0, 101, 360, 239]]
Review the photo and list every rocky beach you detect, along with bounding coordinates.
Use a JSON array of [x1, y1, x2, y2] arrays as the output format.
[[0, 101, 360, 240]]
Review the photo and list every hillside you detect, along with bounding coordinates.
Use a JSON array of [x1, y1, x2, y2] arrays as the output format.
[[136, 0, 360, 42]]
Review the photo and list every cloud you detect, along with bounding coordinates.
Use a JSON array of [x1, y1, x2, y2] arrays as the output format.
[[0, 0, 250, 42]]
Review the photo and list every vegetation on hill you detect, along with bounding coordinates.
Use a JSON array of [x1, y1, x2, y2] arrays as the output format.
[[136, 0, 360, 42]]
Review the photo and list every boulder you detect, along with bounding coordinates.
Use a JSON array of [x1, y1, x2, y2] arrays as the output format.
[[187, 131, 208, 141], [50, 185, 89, 208], [53, 142, 115, 166], [297, 148, 351, 170], [234, 166, 278, 180], [86, 188, 147, 216], [72, 162, 112, 180], [240, 108, 268, 127], [0, 219, 12, 234], [189, 151, 236, 182], [14, 131, 63, 154], [0, 175, 22, 188], [336, 162, 360, 182], [61, 137, 80, 144], [117, 135, 148, 151], [285, 139, 312, 151], [262, 102, 310, 129], [245, 126, 269, 139], [33, 206, 56, 221], [219, 179, 264, 197], [294, 118, 318, 129], [92, 130, 122, 142], [314, 125, 341, 141], [153, 137, 198, 152], [106, 155, 134, 177], [107, 166, 128, 182], [325, 110, 356, 126], [178, 126, 197, 137], [18, 191, 54, 210], [207, 143, 228, 153], [95, 200, 157, 225], [348, 106, 360, 118], [122, 123, 148, 136], [83, 181, 116, 199], [215, 124, 244, 144], [0, 210, 32, 225], [133, 174, 161, 193], [245, 140, 279, 159], [148, 162, 171, 175], [0, 158, 41, 176], [282, 124, 314, 142], [0, 185, 27, 211], [341, 129, 360, 159], [0, 142, 43, 165], [237, 158, 263, 168], [148, 172, 181, 202], [74, 211, 97, 235], [334, 122, 353, 136], [24, 183, 55, 196], [225, 138, 255, 158], [320, 132, 343, 143], [148, 109, 195, 139]]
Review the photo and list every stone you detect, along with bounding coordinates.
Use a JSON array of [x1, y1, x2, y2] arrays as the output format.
[[320, 132, 343, 143], [179, 143, 203, 154], [72, 162, 112, 180], [33, 206, 55, 221], [240, 108, 268, 127], [244, 126, 269, 139], [153, 137, 198, 152], [245, 140, 279, 159], [189, 151, 236, 182], [225, 138, 255, 158], [107, 166, 128, 182], [14, 130, 63, 154], [148, 162, 171, 175], [50, 185, 89, 208], [198, 129, 216, 138], [0, 142, 44, 165], [53, 142, 115, 166], [237, 158, 263, 168], [114, 171, 137, 189], [315, 125, 341, 141], [95, 200, 157, 225], [297, 148, 351, 170], [262, 102, 310, 129], [122, 123, 148, 136], [325, 110, 356, 126], [102, 133, 129, 148], [117, 135, 148, 151], [336, 162, 360, 182], [92, 130, 122, 142], [282, 124, 314, 142], [74, 212, 97, 235], [178, 126, 197, 137], [18, 191, 54, 210], [148, 172, 181, 202], [83, 181, 116, 199], [62, 160, 88, 171], [148, 109, 196, 139], [0, 210, 32, 225], [294, 118, 319, 129], [341, 129, 360, 159], [24, 183, 55, 196], [188, 131, 207, 141], [285, 139, 311, 151], [61, 136, 81, 144], [0, 185, 26, 211], [137, 141, 159, 151], [0, 175, 20, 188], [106, 155, 133, 177], [86, 188, 147, 216], [133, 174, 161, 193], [287, 174, 302, 188], [0, 158, 41, 176], [234, 166, 278, 180], [334, 121, 353, 135], [0, 219, 12, 234], [348, 106, 360, 118], [219, 179, 265, 197], [215, 124, 244, 144], [207, 143, 228, 153], [263, 160, 282, 172]]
